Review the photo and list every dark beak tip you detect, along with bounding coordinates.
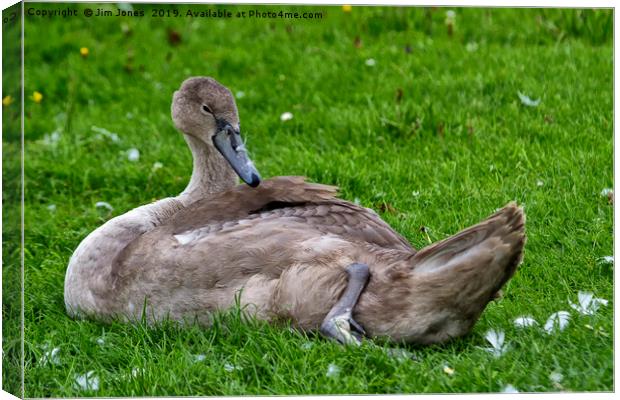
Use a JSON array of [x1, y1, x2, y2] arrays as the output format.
[[247, 173, 261, 188]]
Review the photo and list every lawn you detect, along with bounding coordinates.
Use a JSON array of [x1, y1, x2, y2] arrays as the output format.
[[2, 3, 613, 396]]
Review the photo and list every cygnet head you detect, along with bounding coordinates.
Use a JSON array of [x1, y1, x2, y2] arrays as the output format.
[[172, 77, 261, 187]]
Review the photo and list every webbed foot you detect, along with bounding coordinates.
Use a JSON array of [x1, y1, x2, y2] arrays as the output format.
[[320, 263, 370, 345]]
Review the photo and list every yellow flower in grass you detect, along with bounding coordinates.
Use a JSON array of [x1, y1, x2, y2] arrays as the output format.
[[2, 95, 13, 106], [342, 5, 352, 12], [32, 91, 43, 103], [80, 47, 89, 57]]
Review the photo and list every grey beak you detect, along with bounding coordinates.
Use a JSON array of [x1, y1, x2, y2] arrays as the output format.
[[212, 121, 261, 187]]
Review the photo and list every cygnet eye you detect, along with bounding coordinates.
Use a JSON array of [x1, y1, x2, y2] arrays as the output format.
[[201, 104, 213, 114]]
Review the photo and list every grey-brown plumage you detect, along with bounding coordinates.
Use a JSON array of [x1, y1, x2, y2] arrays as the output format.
[[64, 77, 525, 345]]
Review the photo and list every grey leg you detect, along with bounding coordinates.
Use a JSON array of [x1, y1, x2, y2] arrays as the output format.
[[320, 263, 370, 345]]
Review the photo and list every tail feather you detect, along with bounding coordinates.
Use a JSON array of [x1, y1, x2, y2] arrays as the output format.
[[411, 202, 526, 280]]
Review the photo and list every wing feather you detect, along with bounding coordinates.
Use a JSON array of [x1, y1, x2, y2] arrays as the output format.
[[168, 176, 414, 252]]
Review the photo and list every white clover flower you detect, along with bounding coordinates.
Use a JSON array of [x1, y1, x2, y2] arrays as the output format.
[[326, 363, 341, 378], [127, 148, 140, 162], [445, 10, 456, 23], [280, 112, 294, 121]]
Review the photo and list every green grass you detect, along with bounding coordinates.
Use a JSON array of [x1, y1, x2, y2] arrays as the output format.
[[3, 4, 613, 396]]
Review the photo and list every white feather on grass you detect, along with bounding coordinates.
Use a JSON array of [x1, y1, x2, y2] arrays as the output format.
[[73, 371, 99, 391], [514, 316, 538, 328], [483, 329, 509, 357], [95, 201, 113, 211], [568, 291, 608, 315], [544, 311, 570, 334], [517, 92, 541, 107], [40, 347, 60, 366]]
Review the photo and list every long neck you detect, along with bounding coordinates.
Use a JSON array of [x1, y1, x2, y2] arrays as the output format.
[[179, 134, 237, 205]]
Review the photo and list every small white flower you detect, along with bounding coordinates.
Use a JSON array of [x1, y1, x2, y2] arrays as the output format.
[[42, 130, 61, 145], [95, 201, 113, 211], [445, 10, 456, 25], [465, 42, 478, 52], [549, 371, 563, 383], [47, 204, 57, 212], [536, 180, 544, 187], [501, 384, 519, 393], [73, 371, 99, 391], [326, 363, 340, 378], [484, 329, 508, 357], [96, 337, 105, 346], [600, 188, 613, 196], [91, 126, 120, 142], [192, 354, 206, 363], [280, 112, 294, 122], [517, 92, 541, 107], [131, 367, 144, 377], [365, 58, 376, 67], [301, 342, 313, 350], [353, 197, 361, 205], [40, 347, 61, 366], [152, 162, 163, 171], [599, 256, 613, 264], [443, 365, 455, 375], [568, 291, 608, 316], [412, 191, 420, 197], [235, 91, 246, 99], [514, 316, 538, 328], [544, 311, 570, 334], [224, 362, 242, 372], [126, 148, 140, 162]]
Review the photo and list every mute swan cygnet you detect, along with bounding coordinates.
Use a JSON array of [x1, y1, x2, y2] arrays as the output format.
[[64, 77, 525, 345]]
